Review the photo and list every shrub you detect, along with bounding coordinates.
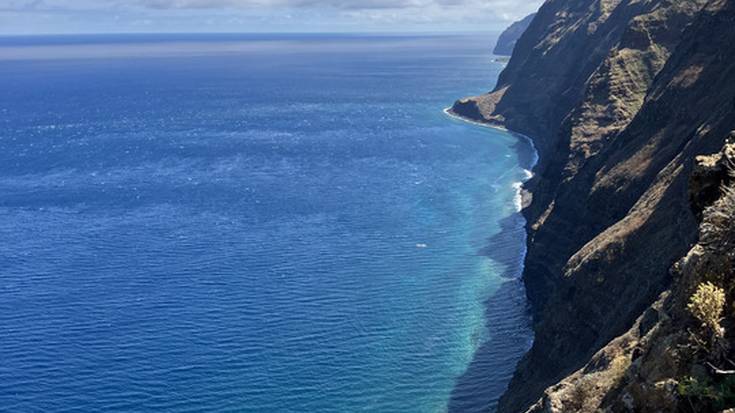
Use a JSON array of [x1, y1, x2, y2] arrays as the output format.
[[687, 282, 726, 336], [677, 375, 735, 410]]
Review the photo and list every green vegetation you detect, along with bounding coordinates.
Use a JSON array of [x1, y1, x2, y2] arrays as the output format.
[[677, 376, 735, 410]]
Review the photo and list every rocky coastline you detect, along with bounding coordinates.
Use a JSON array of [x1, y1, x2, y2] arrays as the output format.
[[451, 1, 735, 411]]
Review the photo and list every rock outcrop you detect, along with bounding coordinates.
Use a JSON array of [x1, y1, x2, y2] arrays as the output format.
[[493, 13, 537, 56], [451, 0, 735, 411]]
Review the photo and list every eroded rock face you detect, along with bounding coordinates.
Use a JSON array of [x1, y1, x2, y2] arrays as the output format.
[[451, 0, 735, 411], [689, 135, 735, 217]]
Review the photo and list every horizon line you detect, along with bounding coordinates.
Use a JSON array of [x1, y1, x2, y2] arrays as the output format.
[[0, 30, 499, 38]]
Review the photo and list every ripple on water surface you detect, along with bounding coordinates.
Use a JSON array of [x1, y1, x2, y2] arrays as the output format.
[[0, 34, 533, 412]]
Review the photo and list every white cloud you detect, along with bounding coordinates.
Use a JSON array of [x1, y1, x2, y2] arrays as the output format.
[[0, 0, 543, 34], [5, 0, 541, 17]]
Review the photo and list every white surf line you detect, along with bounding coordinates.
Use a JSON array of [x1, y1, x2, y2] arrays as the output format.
[[442, 106, 540, 172]]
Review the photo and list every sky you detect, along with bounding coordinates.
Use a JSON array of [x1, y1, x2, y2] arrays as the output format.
[[0, 0, 543, 34]]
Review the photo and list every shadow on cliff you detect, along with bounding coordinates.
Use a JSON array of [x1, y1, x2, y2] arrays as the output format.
[[447, 210, 534, 413]]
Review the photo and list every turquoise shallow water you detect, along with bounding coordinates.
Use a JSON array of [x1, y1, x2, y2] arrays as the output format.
[[0, 34, 534, 412]]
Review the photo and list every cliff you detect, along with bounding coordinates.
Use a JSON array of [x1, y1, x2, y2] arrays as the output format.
[[451, 0, 735, 411], [493, 13, 537, 56], [525, 139, 735, 413]]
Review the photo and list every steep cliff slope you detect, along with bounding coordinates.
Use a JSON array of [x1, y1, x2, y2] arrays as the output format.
[[526, 138, 735, 413], [493, 13, 537, 56], [451, 0, 735, 411]]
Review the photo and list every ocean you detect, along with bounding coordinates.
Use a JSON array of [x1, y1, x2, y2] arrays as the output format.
[[0, 34, 534, 412]]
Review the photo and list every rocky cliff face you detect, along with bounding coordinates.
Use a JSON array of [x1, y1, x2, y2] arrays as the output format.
[[493, 13, 537, 56], [451, 0, 735, 411], [527, 138, 735, 412]]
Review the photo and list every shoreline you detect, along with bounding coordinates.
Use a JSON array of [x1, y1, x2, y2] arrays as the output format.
[[443, 107, 539, 172], [443, 104, 538, 411], [443, 106, 539, 210]]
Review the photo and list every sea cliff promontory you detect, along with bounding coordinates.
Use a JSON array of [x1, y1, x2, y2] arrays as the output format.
[[493, 13, 536, 56]]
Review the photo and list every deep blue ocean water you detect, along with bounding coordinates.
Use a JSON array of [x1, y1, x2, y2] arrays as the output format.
[[0, 34, 534, 412]]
